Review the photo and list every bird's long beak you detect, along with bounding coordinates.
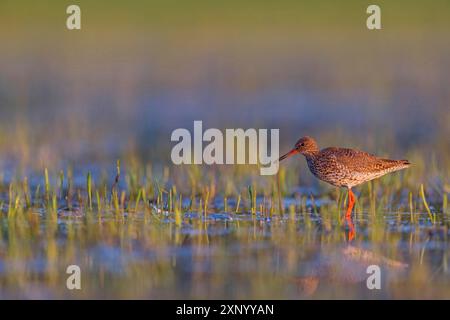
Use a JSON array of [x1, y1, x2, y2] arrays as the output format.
[[279, 148, 299, 162]]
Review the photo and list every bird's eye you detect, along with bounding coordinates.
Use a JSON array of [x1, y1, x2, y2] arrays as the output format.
[[300, 143, 305, 147]]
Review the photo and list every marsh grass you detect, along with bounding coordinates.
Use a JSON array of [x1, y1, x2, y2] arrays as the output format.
[[0, 153, 446, 227], [1, 151, 447, 298]]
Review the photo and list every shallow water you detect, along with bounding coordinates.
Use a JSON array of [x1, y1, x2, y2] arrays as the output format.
[[0, 198, 448, 299]]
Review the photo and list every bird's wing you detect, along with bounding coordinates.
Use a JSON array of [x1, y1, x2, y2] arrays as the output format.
[[320, 147, 396, 173]]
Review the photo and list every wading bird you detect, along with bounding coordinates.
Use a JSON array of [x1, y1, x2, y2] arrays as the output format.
[[279, 136, 410, 240]]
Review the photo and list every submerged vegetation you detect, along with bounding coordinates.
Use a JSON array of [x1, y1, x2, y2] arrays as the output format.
[[0, 149, 449, 298]]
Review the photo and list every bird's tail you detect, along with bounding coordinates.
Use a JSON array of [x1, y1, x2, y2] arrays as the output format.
[[392, 159, 411, 171], [381, 159, 411, 173], [401, 160, 411, 166]]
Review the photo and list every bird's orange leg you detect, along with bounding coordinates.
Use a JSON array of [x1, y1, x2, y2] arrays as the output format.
[[346, 188, 356, 242], [346, 218, 355, 242], [345, 188, 355, 220]]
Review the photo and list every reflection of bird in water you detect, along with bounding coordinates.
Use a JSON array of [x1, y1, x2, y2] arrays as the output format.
[[279, 136, 410, 240], [292, 245, 408, 297]]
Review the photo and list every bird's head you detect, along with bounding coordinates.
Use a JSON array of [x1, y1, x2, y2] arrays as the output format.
[[279, 136, 319, 161]]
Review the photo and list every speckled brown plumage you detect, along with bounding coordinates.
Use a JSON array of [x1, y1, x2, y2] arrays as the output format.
[[279, 136, 410, 189], [305, 147, 410, 188], [279, 136, 411, 235]]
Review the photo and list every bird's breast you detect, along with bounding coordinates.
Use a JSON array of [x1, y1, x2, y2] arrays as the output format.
[[306, 156, 352, 187]]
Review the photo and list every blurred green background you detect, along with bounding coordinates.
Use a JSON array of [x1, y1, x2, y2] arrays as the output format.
[[0, 0, 449, 170]]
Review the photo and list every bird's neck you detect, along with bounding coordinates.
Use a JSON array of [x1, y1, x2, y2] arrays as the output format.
[[304, 150, 320, 160]]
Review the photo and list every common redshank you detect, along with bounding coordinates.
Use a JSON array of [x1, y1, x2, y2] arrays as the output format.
[[279, 136, 410, 239]]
